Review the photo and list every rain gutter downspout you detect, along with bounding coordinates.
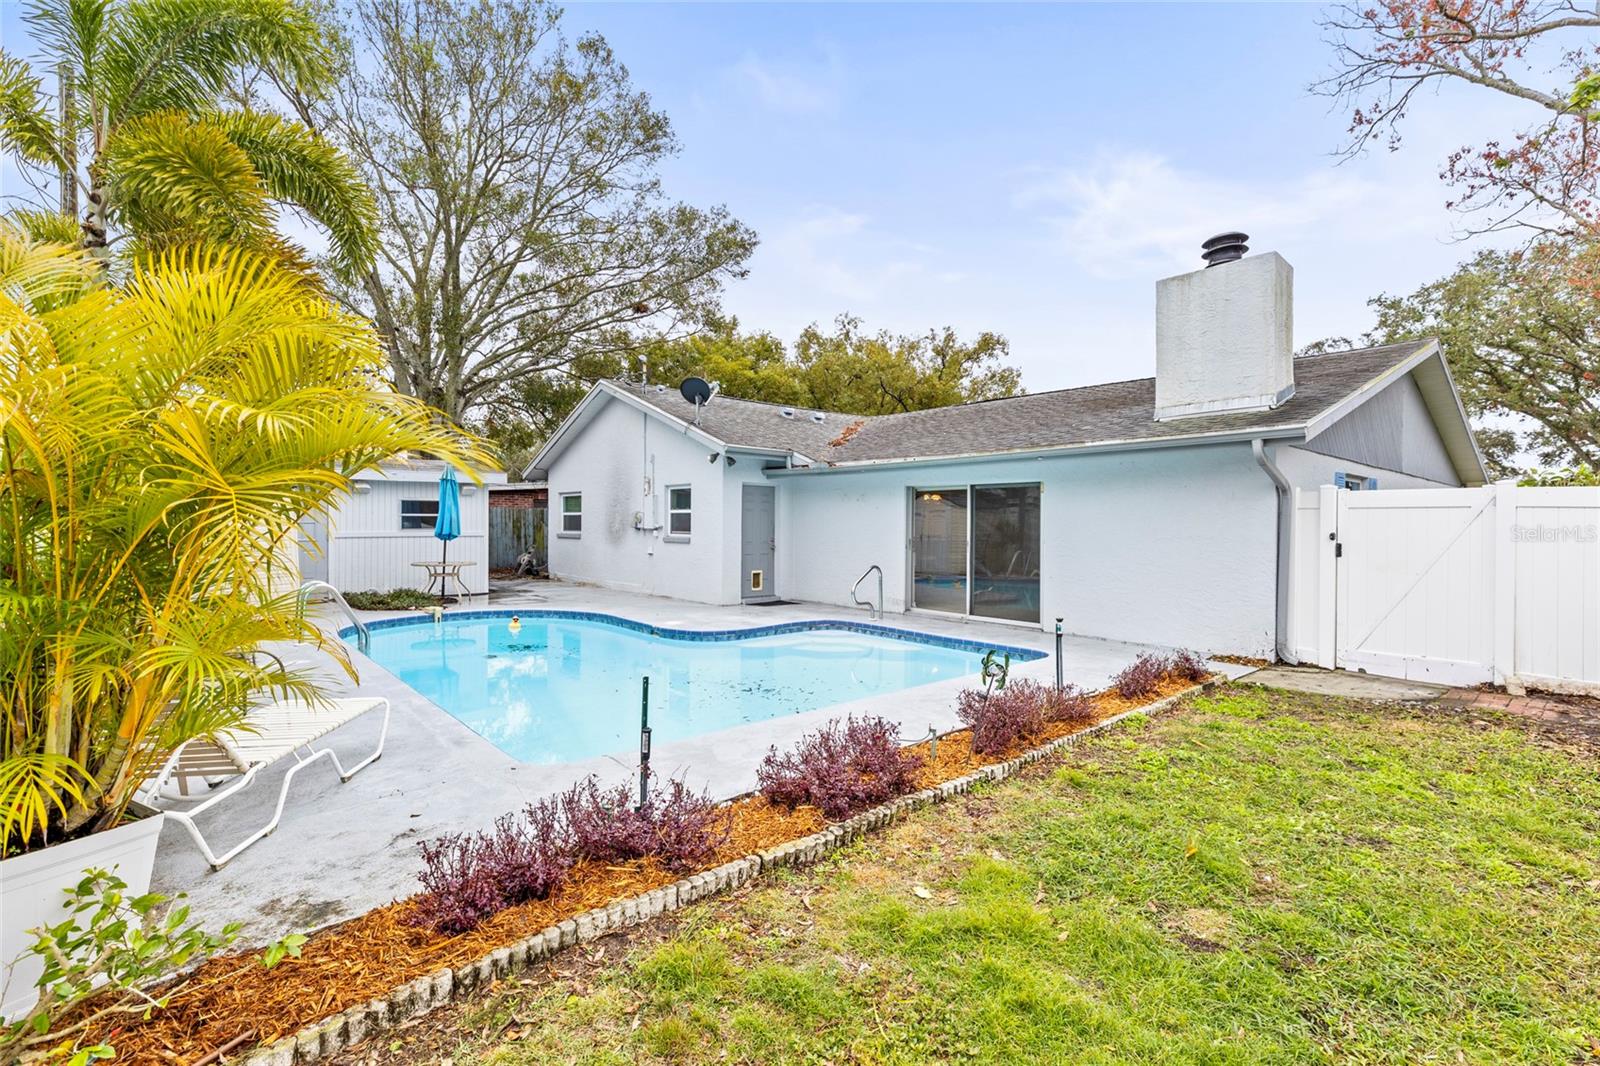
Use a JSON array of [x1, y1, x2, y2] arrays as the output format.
[[1252, 438, 1296, 664]]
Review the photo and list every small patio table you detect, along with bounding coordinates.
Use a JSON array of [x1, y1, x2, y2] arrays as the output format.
[[412, 560, 475, 599]]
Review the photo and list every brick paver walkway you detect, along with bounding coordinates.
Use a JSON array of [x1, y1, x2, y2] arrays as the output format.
[[1439, 686, 1600, 746]]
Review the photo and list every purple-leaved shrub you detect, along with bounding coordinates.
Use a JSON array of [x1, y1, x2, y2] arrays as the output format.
[[412, 802, 570, 935], [757, 716, 924, 820], [1046, 682, 1097, 725], [561, 775, 728, 873], [1168, 649, 1211, 683], [956, 680, 1102, 757], [412, 773, 727, 933], [413, 833, 503, 934], [490, 802, 570, 905], [957, 680, 1047, 756], [1113, 652, 1169, 700]]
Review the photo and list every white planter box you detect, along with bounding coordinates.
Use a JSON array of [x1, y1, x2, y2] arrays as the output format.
[[1, 812, 165, 1021]]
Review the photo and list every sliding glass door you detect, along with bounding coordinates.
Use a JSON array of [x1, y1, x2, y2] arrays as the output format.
[[911, 489, 968, 613], [910, 483, 1040, 624], [971, 485, 1041, 622]]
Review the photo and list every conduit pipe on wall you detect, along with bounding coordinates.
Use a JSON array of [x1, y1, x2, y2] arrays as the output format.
[[1252, 438, 1296, 665]]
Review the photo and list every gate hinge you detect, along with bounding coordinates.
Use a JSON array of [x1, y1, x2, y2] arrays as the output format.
[[1334, 541, 1343, 558]]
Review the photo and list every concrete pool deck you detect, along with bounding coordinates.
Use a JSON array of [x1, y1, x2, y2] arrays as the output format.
[[148, 581, 1251, 945]]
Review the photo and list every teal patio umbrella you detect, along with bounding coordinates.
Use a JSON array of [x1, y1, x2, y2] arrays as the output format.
[[434, 465, 462, 603]]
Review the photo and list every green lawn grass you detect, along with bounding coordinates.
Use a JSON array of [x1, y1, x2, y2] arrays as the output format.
[[437, 688, 1600, 1065]]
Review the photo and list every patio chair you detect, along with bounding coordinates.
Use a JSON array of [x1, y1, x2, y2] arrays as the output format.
[[136, 695, 391, 869]]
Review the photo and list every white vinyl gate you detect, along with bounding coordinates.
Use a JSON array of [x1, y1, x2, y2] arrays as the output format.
[[1289, 484, 1600, 692]]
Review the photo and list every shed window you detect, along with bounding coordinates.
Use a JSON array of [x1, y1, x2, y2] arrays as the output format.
[[667, 486, 692, 538], [400, 499, 439, 530], [560, 493, 582, 536]]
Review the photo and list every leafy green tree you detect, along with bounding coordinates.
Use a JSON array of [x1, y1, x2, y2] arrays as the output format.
[[790, 315, 1021, 415], [0, 0, 375, 276], [487, 316, 1022, 470], [311, 0, 757, 423], [1362, 241, 1600, 476]]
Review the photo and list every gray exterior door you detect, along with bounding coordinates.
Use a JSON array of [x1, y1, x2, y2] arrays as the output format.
[[740, 485, 776, 601]]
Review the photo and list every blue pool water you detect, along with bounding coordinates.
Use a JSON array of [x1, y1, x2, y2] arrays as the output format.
[[346, 612, 1041, 764]]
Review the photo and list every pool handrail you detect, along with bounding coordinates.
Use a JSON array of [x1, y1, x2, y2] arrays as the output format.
[[851, 564, 884, 620], [297, 580, 370, 654]]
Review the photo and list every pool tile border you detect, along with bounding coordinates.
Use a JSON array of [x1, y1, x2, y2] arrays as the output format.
[[238, 676, 1220, 1065], [340, 610, 1047, 662]]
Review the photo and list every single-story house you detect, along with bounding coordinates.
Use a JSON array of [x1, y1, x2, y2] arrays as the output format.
[[299, 459, 507, 596], [525, 239, 1486, 658]]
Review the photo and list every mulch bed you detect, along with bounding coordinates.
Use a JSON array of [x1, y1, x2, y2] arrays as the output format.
[[89, 675, 1208, 1065]]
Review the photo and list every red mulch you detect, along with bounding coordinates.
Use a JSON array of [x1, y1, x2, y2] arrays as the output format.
[[86, 675, 1208, 1064]]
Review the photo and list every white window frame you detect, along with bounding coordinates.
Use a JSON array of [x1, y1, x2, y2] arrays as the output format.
[[400, 498, 439, 531], [665, 485, 692, 541], [558, 492, 582, 537]]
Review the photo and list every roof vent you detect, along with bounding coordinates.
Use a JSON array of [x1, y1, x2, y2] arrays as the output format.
[[779, 407, 795, 419], [654, 384, 666, 393], [809, 411, 825, 423], [1201, 231, 1249, 267]]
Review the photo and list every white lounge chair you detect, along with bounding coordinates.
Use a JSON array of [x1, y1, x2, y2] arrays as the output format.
[[137, 696, 391, 869]]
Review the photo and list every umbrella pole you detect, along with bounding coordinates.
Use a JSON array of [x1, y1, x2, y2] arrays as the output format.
[[440, 538, 449, 606]]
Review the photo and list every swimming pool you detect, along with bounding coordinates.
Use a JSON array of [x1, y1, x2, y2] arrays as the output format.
[[346, 612, 1043, 764]]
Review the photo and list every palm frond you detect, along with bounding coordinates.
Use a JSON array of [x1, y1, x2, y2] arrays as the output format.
[[0, 754, 92, 853], [0, 51, 66, 168], [98, 0, 331, 125], [6, 208, 84, 246], [22, 0, 111, 83], [102, 110, 274, 246], [0, 218, 102, 307], [209, 110, 377, 279]]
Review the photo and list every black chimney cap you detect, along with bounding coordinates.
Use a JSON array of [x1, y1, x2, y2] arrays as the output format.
[[1201, 232, 1249, 267]]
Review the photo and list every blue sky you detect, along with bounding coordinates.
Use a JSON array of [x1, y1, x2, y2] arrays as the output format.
[[1, 1, 1526, 391]]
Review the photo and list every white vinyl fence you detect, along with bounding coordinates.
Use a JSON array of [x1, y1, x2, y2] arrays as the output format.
[[1288, 484, 1600, 693]]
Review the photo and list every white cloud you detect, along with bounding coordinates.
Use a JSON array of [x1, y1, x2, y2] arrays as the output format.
[[727, 47, 844, 116], [1014, 149, 1445, 280], [759, 206, 953, 301]]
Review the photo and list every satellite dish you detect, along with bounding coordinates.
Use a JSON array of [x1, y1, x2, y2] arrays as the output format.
[[679, 377, 713, 406]]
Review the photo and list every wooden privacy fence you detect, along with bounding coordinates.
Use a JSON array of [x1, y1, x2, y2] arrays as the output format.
[[489, 506, 546, 570], [1287, 484, 1600, 693]]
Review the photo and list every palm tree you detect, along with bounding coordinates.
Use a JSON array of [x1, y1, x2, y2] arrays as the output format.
[[0, 221, 487, 850], [0, 0, 376, 279]]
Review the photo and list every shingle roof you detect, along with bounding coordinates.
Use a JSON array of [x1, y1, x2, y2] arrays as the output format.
[[604, 340, 1437, 467]]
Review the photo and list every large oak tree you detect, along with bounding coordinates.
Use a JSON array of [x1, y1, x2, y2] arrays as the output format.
[[1366, 242, 1599, 476], [312, 0, 757, 423]]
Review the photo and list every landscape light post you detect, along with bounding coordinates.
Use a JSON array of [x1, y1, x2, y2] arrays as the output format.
[[638, 676, 652, 810], [1054, 618, 1064, 690]]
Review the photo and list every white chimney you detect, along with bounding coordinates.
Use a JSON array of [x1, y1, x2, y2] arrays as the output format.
[[1154, 233, 1294, 421]]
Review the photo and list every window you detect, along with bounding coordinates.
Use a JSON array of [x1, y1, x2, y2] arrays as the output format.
[[559, 492, 582, 536], [1335, 472, 1378, 491], [667, 486, 692, 538], [401, 498, 439, 530]]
